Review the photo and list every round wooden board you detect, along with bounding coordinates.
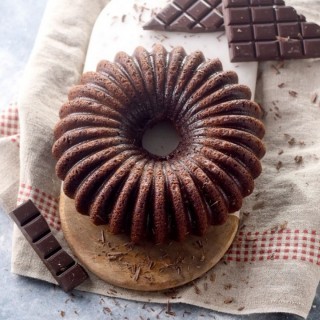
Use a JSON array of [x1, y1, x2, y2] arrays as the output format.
[[60, 191, 239, 292]]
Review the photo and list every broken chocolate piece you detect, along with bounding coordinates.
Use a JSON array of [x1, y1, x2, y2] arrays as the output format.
[[223, 0, 320, 62], [143, 0, 225, 32], [9, 200, 88, 292]]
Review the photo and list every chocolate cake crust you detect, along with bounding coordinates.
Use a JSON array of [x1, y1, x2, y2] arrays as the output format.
[[52, 44, 265, 243]]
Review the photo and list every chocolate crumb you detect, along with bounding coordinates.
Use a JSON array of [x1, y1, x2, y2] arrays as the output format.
[[60, 311, 65, 317], [289, 90, 298, 98], [238, 306, 245, 311], [278, 149, 284, 155], [294, 155, 303, 165], [278, 83, 285, 88], [224, 297, 234, 304], [121, 14, 126, 23], [276, 161, 283, 171]]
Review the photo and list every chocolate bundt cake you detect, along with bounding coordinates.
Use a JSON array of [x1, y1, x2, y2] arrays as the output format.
[[52, 44, 265, 244]]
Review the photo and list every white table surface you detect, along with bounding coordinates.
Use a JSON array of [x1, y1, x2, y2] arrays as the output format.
[[0, 0, 318, 319]]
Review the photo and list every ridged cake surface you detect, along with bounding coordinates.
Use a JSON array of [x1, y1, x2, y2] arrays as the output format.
[[52, 44, 265, 243]]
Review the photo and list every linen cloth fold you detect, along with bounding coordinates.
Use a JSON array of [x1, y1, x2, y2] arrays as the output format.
[[0, 0, 319, 318]]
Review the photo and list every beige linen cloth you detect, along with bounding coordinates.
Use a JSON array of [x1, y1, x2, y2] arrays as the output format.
[[0, 0, 319, 318]]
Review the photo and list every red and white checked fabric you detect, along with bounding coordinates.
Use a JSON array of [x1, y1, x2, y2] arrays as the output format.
[[17, 183, 61, 231], [225, 228, 320, 266], [0, 105, 19, 136], [0, 105, 20, 146]]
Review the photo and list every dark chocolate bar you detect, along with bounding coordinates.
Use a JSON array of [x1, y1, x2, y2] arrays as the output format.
[[223, 0, 320, 62], [143, 0, 225, 33], [9, 200, 88, 292]]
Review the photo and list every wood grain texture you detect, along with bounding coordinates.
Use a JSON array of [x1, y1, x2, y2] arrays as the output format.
[[60, 191, 239, 291]]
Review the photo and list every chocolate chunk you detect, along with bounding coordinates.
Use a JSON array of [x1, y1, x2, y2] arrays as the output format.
[[143, 0, 225, 32], [24, 215, 50, 242], [223, 0, 320, 62], [46, 250, 75, 275], [34, 233, 61, 259], [57, 264, 89, 293], [9, 200, 88, 292]]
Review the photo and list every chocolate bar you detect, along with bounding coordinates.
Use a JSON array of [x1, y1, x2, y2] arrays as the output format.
[[9, 200, 88, 292], [223, 0, 320, 62], [143, 0, 225, 33]]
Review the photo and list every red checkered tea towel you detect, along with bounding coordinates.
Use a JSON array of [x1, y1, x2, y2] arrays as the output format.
[[0, 0, 319, 319]]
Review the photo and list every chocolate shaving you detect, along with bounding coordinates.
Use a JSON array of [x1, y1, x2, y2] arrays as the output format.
[[245, 235, 258, 241], [103, 307, 112, 314], [133, 266, 141, 281], [288, 137, 296, 146], [294, 155, 303, 164], [289, 90, 298, 97], [311, 92, 318, 104], [196, 239, 203, 248], [210, 273, 216, 283], [216, 32, 225, 41], [271, 64, 281, 75], [224, 297, 234, 304], [107, 252, 127, 261], [276, 35, 290, 42], [276, 161, 283, 171], [193, 282, 201, 295], [252, 201, 265, 211], [279, 221, 288, 231], [224, 283, 232, 290], [166, 301, 176, 316], [108, 288, 117, 294], [100, 230, 105, 244]]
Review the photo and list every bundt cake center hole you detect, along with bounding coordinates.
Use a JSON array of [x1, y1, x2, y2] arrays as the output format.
[[142, 119, 181, 158]]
